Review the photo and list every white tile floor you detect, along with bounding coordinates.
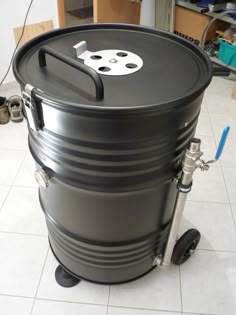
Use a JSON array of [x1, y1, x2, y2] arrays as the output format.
[[0, 78, 236, 315]]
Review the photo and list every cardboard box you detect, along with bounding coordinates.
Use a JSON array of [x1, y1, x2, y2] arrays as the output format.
[[175, 6, 225, 45]]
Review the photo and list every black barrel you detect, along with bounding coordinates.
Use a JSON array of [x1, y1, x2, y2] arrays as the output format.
[[13, 24, 212, 284]]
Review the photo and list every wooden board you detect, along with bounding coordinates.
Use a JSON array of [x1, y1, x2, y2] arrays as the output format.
[[14, 20, 53, 47], [57, 0, 66, 27], [93, 0, 140, 24], [175, 6, 219, 43]]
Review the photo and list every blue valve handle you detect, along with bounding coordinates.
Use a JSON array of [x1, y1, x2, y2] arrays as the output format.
[[215, 126, 230, 160]]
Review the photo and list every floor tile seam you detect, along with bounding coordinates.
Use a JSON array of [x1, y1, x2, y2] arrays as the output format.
[[0, 150, 28, 212], [0, 291, 220, 315], [0, 230, 48, 238], [11, 184, 38, 189], [0, 293, 219, 315], [205, 105, 236, 232], [182, 311, 217, 315], [104, 304, 182, 313], [0, 293, 33, 299], [186, 199, 230, 206], [30, 247, 50, 315], [207, 110, 236, 230], [36, 296, 109, 307], [196, 246, 236, 253], [0, 293, 108, 307], [106, 286, 111, 315]]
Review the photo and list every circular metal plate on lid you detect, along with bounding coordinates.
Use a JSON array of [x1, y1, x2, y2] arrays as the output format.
[[81, 49, 143, 76], [74, 40, 143, 76]]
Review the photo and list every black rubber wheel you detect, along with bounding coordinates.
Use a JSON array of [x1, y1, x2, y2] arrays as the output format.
[[171, 229, 201, 265], [55, 265, 80, 288]]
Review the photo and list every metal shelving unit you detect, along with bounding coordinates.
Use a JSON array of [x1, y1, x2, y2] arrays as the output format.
[[172, 0, 236, 71], [176, 0, 236, 23], [176, 0, 204, 13], [210, 56, 236, 71], [205, 11, 236, 24]]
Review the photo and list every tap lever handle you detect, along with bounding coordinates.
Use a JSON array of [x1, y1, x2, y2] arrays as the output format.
[[215, 126, 230, 161]]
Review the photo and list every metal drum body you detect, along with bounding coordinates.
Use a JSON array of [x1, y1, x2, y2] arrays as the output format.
[[13, 24, 212, 284], [30, 94, 202, 283]]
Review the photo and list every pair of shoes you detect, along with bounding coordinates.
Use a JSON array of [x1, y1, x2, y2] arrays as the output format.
[[0, 97, 9, 124], [8, 95, 24, 123], [0, 95, 24, 124]]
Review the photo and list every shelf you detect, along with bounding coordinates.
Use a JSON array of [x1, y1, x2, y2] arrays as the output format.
[[205, 11, 236, 24], [211, 56, 236, 71], [176, 0, 236, 24], [176, 1, 206, 13], [174, 1, 236, 71]]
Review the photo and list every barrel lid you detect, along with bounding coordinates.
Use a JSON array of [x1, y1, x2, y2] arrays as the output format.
[[13, 24, 212, 109]]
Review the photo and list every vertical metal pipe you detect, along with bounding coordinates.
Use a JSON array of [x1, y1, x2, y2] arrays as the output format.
[[162, 139, 202, 265], [170, 0, 176, 32]]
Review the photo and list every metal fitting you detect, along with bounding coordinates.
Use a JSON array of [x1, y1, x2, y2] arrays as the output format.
[[181, 138, 213, 178], [35, 169, 49, 189], [152, 256, 162, 266], [195, 159, 210, 171]]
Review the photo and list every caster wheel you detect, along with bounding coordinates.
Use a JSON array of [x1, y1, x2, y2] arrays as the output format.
[[55, 265, 80, 288], [171, 229, 201, 265]]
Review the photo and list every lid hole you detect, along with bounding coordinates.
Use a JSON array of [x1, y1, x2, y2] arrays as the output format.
[[91, 55, 102, 60], [126, 63, 137, 69], [98, 66, 111, 72], [117, 52, 128, 57]]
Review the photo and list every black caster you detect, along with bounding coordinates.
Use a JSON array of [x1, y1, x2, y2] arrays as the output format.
[[55, 265, 80, 288], [171, 229, 201, 265]]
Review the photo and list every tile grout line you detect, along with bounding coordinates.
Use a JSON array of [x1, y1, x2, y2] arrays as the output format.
[[186, 199, 230, 206], [0, 293, 109, 308], [36, 297, 108, 308], [30, 247, 50, 315], [216, 157, 236, 231], [0, 150, 44, 238], [0, 187, 11, 213], [11, 151, 29, 185], [9, 150, 28, 182], [106, 286, 111, 315], [0, 230, 48, 238], [105, 305, 182, 314], [205, 97, 236, 231], [195, 247, 236, 254], [228, 204, 236, 231], [0, 292, 216, 315], [201, 107, 236, 230], [0, 150, 28, 213], [11, 184, 38, 189], [0, 293, 34, 300]]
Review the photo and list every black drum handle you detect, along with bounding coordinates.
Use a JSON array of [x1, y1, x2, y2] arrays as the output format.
[[38, 46, 104, 101]]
